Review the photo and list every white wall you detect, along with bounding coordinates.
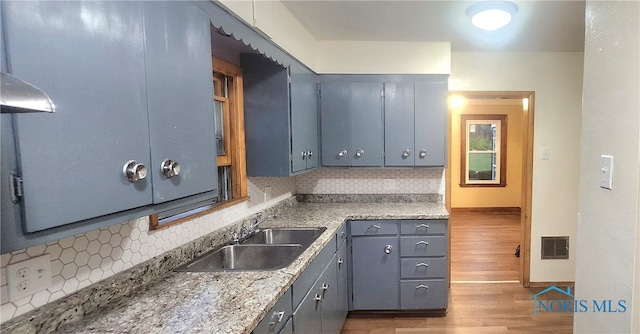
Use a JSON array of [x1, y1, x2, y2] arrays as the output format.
[[315, 41, 451, 74], [450, 52, 584, 282], [574, 1, 640, 333]]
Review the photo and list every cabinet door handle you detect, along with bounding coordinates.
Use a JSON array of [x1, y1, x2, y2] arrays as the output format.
[[338, 149, 348, 157], [384, 245, 393, 254], [322, 283, 329, 291], [161, 159, 181, 178], [123, 160, 147, 183], [337, 258, 344, 265], [415, 284, 429, 290], [307, 150, 314, 158], [268, 311, 285, 329], [416, 241, 429, 246], [402, 149, 411, 158], [416, 263, 429, 268], [301, 151, 308, 160], [314, 293, 323, 302], [356, 149, 365, 157], [419, 149, 427, 159]]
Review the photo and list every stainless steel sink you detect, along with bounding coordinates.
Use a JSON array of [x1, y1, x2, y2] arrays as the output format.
[[242, 227, 327, 247], [175, 244, 304, 272]]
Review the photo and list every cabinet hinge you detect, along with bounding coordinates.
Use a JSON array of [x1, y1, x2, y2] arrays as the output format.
[[288, 75, 292, 84], [380, 89, 384, 98], [9, 173, 23, 203]]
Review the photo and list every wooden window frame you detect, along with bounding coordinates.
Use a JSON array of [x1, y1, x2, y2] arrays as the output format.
[[149, 57, 248, 230], [459, 114, 508, 187]]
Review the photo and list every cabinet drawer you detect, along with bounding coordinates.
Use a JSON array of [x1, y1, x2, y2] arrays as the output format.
[[400, 280, 447, 310], [292, 240, 335, 308], [400, 258, 447, 279], [253, 288, 292, 334], [400, 220, 447, 235], [350, 220, 398, 236], [400, 236, 446, 257]]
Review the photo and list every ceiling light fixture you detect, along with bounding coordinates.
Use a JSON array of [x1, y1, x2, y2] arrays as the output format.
[[466, 1, 518, 31]]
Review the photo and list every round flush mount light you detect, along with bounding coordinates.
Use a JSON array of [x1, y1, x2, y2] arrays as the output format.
[[466, 1, 518, 31]]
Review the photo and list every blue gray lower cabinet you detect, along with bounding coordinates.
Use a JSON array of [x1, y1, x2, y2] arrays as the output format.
[[349, 219, 449, 311]]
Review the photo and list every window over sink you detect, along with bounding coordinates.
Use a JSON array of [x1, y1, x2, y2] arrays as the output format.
[[149, 57, 248, 230]]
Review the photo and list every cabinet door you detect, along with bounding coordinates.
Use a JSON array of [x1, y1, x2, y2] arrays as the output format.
[[336, 242, 349, 330], [350, 82, 384, 167], [384, 82, 415, 166], [143, 2, 218, 203], [291, 72, 317, 173], [351, 237, 399, 310], [5, 1, 151, 232], [320, 255, 340, 334], [320, 82, 351, 166], [414, 82, 447, 166], [293, 287, 322, 334]]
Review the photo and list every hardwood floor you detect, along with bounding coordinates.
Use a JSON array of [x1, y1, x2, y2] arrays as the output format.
[[450, 212, 521, 282], [340, 213, 573, 333], [340, 283, 574, 333]]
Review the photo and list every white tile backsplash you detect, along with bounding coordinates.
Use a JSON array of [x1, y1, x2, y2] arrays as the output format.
[[0, 177, 296, 323]]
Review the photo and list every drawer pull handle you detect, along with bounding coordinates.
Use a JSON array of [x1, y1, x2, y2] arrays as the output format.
[[416, 241, 429, 246], [416, 284, 429, 290], [322, 283, 329, 291], [416, 224, 430, 230], [416, 263, 429, 268], [369, 224, 381, 230], [268, 311, 285, 329], [337, 258, 344, 265], [314, 293, 323, 302]]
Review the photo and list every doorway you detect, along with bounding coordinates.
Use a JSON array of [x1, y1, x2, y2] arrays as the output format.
[[446, 91, 535, 286]]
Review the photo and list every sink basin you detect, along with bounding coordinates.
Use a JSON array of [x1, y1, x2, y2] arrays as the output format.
[[176, 244, 304, 272], [243, 227, 327, 247]]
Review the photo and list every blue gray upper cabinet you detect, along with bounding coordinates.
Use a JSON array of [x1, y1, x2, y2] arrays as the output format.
[[143, 2, 218, 203], [4, 1, 152, 232], [3, 1, 218, 234], [384, 82, 416, 166], [320, 75, 446, 168], [414, 81, 447, 167], [242, 53, 318, 177], [385, 79, 447, 167], [320, 81, 384, 167]]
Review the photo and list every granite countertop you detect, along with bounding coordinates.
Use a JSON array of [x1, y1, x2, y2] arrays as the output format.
[[58, 202, 448, 334]]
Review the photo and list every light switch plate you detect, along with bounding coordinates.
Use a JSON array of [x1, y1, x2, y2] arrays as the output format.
[[600, 155, 613, 190]]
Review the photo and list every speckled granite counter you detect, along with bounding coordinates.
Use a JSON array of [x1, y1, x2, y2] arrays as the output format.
[[51, 201, 448, 334]]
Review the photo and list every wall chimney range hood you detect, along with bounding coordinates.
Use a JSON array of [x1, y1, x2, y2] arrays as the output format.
[[1, 72, 55, 114]]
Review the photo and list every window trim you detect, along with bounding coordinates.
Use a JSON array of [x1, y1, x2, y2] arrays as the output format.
[[459, 114, 508, 188], [149, 57, 248, 230]]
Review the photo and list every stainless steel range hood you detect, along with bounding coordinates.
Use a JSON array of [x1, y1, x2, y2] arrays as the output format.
[[1, 72, 55, 114]]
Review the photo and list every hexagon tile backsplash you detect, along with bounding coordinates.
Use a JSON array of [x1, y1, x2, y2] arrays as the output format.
[[0, 169, 444, 324], [0, 176, 296, 324]]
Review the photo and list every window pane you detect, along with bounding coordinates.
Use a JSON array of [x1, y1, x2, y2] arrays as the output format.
[[215, 100, 225, 156], [468, 123, 495, 151], [468, 152, 496, 181]]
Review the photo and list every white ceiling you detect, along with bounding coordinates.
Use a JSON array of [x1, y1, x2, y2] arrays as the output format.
[[281, 0, 586, 52]]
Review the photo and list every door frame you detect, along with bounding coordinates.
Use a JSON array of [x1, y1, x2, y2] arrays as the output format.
[[446, 91, 535, 287]]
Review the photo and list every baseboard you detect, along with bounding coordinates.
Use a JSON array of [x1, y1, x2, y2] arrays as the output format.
[[527, 281, 575, 288], [451, 207, 521, 214]]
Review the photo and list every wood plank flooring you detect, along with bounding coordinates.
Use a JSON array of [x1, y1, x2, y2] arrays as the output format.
[[450, 212, 521, 282], [340, 213, 573, 333], [340, 283, 574, 333]]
